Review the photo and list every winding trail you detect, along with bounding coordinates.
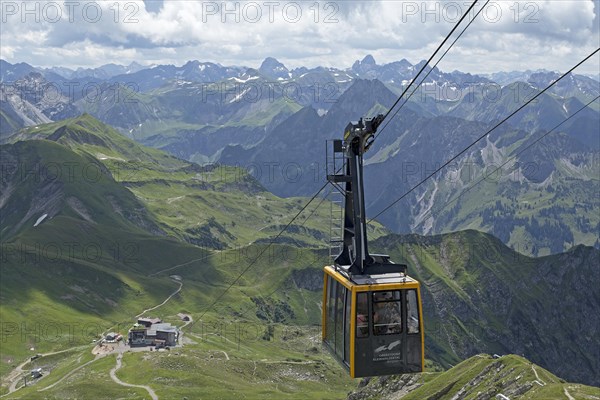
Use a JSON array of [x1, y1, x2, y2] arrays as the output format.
[[135, 278, 183, 319], [564, 388, 575, 400], [531, 365, 546, 387], [177, 316, 194, 346], [109, 353, 158, 400]]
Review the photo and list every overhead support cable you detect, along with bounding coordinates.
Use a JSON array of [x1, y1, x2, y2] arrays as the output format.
[[379, 0, 482, 127], [368, 47, 600, 223], [410, 94, 600, 232], [375, 0, 490, 141]]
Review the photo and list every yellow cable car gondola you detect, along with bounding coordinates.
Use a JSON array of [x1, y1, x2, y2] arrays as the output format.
[[322, 115, 424, 377]]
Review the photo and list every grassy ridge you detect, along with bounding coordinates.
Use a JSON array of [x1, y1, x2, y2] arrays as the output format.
[[429, 354, 600, 400], [352, 354, 600, 400], [6, 114, 387, 248]]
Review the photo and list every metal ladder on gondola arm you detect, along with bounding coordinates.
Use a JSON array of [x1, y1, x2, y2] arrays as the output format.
[[325, 116, 407, 276], [326, 139, 346, 262], [328, 189, 344, 262]]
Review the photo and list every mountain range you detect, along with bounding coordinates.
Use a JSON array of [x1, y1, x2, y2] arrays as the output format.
[[1, 114, 598, 393], [1, 57, 598, 256]]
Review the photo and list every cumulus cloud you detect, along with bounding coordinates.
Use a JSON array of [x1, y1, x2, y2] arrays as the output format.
[[0, 0, 598, 74]]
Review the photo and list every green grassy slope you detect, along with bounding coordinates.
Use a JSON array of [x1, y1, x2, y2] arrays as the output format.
[[0, 139, 162, 240], [6, 114, 384, 248], [0, 117, 345, 396], [349, 354, 600, 400], [5, 324, 355, 400], [8, 113, 188, 167]]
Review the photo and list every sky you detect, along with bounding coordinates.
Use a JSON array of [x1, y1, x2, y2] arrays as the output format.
[[1, 0, 599, 75]]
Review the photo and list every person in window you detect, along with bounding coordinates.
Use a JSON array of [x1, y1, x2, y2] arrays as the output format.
[[374, 302, 402, 335]]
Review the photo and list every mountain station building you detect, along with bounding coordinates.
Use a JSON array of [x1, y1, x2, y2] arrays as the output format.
[[128, 319, 178, 347]]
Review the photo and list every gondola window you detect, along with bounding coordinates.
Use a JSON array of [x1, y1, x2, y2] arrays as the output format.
[[356, 292, 369, 338], [372, 291, 402, 335], [407, 289, 420, 334]]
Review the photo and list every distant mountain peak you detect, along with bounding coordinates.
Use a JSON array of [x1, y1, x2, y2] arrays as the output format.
[[183, 60, 200, 68], [414, 59, 437, 72], [243, 68, 260, 77], [259, 57, 289, 79], [260, 57, 283, 67], [361, 54, 376, 65], [352, 55, 379, 76]]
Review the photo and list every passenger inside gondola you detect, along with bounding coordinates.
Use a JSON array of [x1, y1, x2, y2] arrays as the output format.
[[373, 292, 402, 335]]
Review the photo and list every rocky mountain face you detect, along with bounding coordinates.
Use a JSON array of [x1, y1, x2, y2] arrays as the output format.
[[45, 61, 146, 80], [259, 57, 291, 80], [351, 54, 492, 89], [1, 84, 52, 133], [0, 59, 37, 81], [364, 108, 599, 255], [106, 60, 247, 91], [487, 69, 600, 99], [0, 73, 78, 137]]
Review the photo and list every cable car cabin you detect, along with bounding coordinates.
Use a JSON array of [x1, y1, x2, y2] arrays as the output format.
[[322, 265, 424, 378], [321, 115, 424, 377]]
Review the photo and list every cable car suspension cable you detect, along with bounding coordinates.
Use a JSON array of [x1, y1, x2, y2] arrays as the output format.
[[198, 181, 329, 319], [368, 47, 600, 223], [375, 0, 490, 141], [378, 0, 482, 127], [411, 94, 600, 230]]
